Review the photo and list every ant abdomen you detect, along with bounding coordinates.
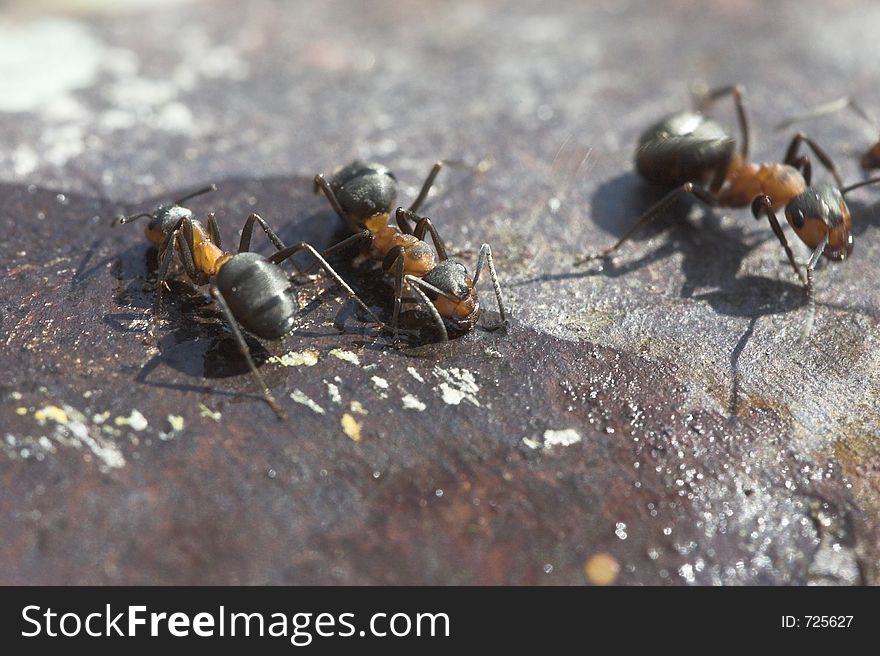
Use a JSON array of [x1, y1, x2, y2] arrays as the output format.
[[215, 252, 298, 340], [635, 112, 735, 187], [327, 160, 398, 223]]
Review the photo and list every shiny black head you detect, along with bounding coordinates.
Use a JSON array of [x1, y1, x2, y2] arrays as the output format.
[[327, 160, 398, 229], [423, 260, 470, 299], [115, 184, 217, 244], [215, 252, 297, 340], [635, 112, 736, 187], [421, 259, 480, 334], [784, 184, 853, 261]]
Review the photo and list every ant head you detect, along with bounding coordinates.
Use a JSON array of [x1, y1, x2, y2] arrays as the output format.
[[784, 184, 853, 261], [328, 160, 398, 231], [862, 142, 880, 171], [143, 204, 193, 243], [116, 184, 216, 244], [422, 260, 480, 333]]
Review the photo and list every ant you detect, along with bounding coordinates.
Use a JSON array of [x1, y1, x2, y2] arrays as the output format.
[[115, 185, 385, 418], [312, 160, 507, 342], [777, 97, 880, 170], [574, 84, 866, 294]]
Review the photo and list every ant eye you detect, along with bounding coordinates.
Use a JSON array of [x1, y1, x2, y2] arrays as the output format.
[[790, 208, 806, 229]]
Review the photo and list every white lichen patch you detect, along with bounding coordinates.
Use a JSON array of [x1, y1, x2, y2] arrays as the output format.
[[114, 409, 148, 431], [401, 393, 427, 411], [4, 403, 126, 472], [269, 350, 319, 367], [349, 400, 368, 415], [92, 411, 110, 424], [371, 376, 389, 398], [329, 348, 361, 366], [158, 414, 185, 441], [290, 390, 325, 415], [198, 403, 221, 421], [523, 428, 582, 451], [544, 428, 581, 447], [407, 366, 425, 383], [167, 414, 185, 431], [325, 380, 342, 405], [433, 366, 480, 406]]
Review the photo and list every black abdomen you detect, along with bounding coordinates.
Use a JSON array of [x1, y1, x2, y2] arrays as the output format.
[[635, 112, 736, 187], [215, 252, 297, 340]]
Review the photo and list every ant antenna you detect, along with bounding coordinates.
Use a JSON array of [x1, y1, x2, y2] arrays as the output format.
[[841, 176, 880, 195], [776, 97, 880, 133], [116, 212, 152, 225], [174, 184, 218, 206]]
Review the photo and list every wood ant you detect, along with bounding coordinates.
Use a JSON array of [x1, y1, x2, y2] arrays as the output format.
[[115, 184, 384, 418], [777, 97, 880, 170], [574, 85, 867, 294], [312, 160, 507, 342]]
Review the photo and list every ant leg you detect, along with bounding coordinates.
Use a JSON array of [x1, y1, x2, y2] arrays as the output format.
[[152, 216, 190, 316], [575, 182, 716, 264], [313, 174, 348, 222], [409, 161, 444, 212], [404, 275, 449, 343], [789, 156, 813, 186], [238, 213, 288, 253], [152, 231, 178, 327], [471, 243, 508, 329], [696, 84, 749, 159], [269, 243, 388, 329], [783, 133, 844, 188], [175, 229, 201, 281], [805, 233, 830, 298], [209, 284, 286, 420], [385, 246, 407, 344], [751, 195, 807, 287], [207, 212, 222, 248], [297, 230, 372, 277], [395, 208, 449, 260], [776, 97, 879, 132], [321, 230, 372, 258]]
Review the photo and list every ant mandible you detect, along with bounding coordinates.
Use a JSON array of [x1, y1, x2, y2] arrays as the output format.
[[312, 160, 507, 342], [777, 97, 880, 170], [115, 185, 385, 418], [575, 84, 857, 294]]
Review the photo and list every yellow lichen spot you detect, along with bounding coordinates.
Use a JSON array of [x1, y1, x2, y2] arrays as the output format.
[[167, 415, 185, 432], [584, 553, 620, 586], [199, 403, 221, 421], [16, 407, 28, 416], [341, 413, 362, 442], [34, 405, 68, 425], [329, 348, 361, 366], [269, 350, 320, 367], [113, 409, 148, 431], [349, 400, 368, 415]]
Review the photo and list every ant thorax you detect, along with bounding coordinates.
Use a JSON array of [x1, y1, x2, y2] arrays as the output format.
[[372, 226, 436, 276], [720, 156, 807, 209]]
